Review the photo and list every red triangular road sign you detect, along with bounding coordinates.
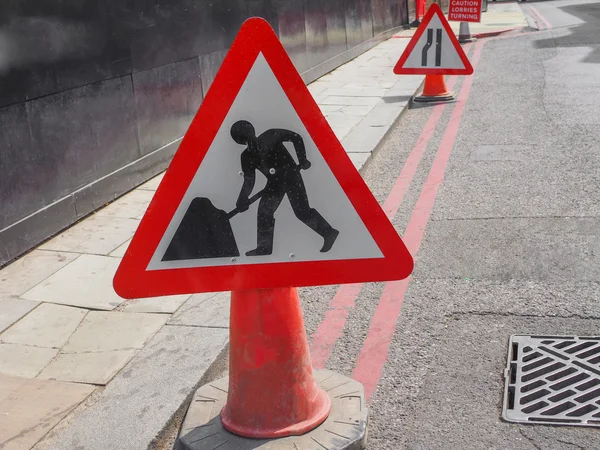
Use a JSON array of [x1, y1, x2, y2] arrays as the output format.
[[113, 17, 414, 299], [394, 4, 474, 75]]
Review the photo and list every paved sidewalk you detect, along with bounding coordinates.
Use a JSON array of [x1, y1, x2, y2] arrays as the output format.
[[0, 36, 422, 450]]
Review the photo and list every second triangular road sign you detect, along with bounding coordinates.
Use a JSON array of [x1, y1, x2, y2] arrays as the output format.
[[394, 4, 474, 75]]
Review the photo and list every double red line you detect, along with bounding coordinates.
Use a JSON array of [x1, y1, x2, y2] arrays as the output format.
[[309, 41, 485, 399]]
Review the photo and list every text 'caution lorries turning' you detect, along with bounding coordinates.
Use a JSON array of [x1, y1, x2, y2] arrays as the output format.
[[448, 0, 483, 23]]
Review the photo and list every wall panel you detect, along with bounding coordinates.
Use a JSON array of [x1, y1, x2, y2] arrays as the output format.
[[0, 0, 409, 266]]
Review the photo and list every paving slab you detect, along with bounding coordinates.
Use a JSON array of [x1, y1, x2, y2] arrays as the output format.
[[39, 214, 139, 255], [0, 303, 87, 348], [306, 83, 329, 96], [137, 172, 165, 191], [322, 87, 389, 97], [109, 239, 131, 257], [20, 254, 124, 310], [120, 295, 191, 313], [343, 80, 397, 89], [95, 189, 155, 220], [0, 343, 58, 378], [168, 292, 230, 328], [340, 104, 378, 116], [61, 311, 168, 353], [0, 374, 95, 450], [38, 350, 139, 385], [325, 114, 364, 140], [0, 298, 39, 334], [343, 121, 390, 154], [319, 96, 382, 106], [349, 153, 372, 170], [319, 103, 344, 114], [41, 325, 228, 450], [0, 250, 78, 298], [361, 102, 406, 127]]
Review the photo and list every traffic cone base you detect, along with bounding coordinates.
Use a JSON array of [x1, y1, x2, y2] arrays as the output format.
[[458, 35, 477, 43], [221, 389, 331, 438], [177, 370, 369, 450], [414, 74, 455, 103], [458, 22, 477, 44], [220, 287, 332, 439], [174, 287, 371, 448], [414, 92, 455, 103]]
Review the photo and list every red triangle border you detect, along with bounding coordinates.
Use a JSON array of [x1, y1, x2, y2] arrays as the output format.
[[113, 17, 414, 299], [394, 4, 474, 76]]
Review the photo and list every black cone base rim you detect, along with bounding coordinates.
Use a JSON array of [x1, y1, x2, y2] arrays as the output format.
[[176, 369, 369, 449], [413, 92, 455, 103]]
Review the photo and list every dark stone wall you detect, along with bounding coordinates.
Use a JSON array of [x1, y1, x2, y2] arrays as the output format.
[[0, 0, 410, 266]]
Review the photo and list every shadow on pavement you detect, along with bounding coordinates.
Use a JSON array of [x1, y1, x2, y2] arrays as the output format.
[[532, 1, 600, 64], [408, 98, 458, 109]]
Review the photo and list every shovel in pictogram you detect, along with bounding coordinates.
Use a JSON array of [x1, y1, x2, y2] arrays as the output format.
[[162, 190, 263, 261]]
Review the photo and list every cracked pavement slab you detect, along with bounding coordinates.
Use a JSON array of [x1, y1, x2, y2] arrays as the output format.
[[0, 374, 95, 450]]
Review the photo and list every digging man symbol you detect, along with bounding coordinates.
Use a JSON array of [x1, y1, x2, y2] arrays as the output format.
[[231, 120, 339, 257]]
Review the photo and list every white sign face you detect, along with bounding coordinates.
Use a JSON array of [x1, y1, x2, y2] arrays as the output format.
[[146, 52, 383, 271], [401, 15, 467, 70]]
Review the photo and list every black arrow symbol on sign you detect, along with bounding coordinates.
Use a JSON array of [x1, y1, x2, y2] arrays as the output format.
[[422, 29, 433, 66], [435, 29, 442, 66], [421, 28, 443, 67]]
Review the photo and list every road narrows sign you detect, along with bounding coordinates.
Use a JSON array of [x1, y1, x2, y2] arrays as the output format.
[[394, 4, 474, 75], [113, 17, 413, 298]]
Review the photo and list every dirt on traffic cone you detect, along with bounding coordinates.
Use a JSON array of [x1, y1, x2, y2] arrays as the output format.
[[220, 287, 332, 438], [414, 74, 455, 103]]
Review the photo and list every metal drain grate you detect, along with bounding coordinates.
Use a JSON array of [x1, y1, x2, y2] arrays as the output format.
[[503, 335, 600, 427]]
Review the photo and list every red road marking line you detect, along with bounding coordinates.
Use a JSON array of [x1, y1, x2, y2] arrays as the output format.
[[527, 5, 552, 31], [309, 282, 362, 369], [309, 45, 473, 369], [352, 41, 485, 400], [381, 78, 456, 218]]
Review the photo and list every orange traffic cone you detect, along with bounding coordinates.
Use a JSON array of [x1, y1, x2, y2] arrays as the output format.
[[220, 287, 331, 438], [411, 0, 426, 27], [414, 74, 455, 103]]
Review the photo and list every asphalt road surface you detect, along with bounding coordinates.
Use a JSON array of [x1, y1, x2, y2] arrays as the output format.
[[299, 1, 600, 448]]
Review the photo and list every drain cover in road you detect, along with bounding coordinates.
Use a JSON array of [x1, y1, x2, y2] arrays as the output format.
[[503, 335, 600, 427]]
